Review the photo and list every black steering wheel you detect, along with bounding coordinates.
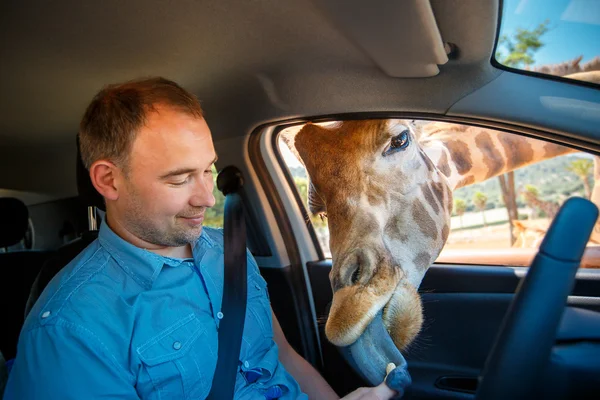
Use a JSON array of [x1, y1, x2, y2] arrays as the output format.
[[475, 196, 598, 399]]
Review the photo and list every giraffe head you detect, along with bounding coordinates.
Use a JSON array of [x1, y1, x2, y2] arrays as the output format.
[[291, 119, 453, 351]]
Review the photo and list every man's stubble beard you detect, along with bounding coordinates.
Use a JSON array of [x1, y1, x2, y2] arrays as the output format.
[[123, 184, 203, 248]]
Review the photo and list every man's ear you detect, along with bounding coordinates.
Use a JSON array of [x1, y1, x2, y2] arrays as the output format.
[[89, 160, 120, 201]]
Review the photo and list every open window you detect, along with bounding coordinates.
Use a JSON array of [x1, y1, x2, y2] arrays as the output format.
[[276, 118, 600, 269]]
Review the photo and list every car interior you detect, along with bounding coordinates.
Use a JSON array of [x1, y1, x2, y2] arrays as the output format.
[[1, 0, 600, 399]]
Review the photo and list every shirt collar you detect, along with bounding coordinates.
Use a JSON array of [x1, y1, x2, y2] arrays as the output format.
[[98, 218, 215, 289]]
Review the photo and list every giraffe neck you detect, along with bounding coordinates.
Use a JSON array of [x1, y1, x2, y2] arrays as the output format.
[[419, 122, 576, 190]]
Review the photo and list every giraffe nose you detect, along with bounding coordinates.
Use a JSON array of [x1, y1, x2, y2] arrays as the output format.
[[336, 248, 377, 289]]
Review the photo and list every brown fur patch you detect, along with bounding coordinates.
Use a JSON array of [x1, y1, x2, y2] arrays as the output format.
[[419, 149, 436, 173], [543, 142, 570, 158], [443, 182, 453, 213], [413, 252, 431, 271], [457, 175, 475, 188], [421, 183, 439, 214], [384, 214, 409, 243], [498, 134, 534, 171], [430, 181, 445, 212], [475, 132, 505, 179], [446, 140, 473, 175], [366, 177, 387, 206], [437, 150, 451, 177], [412, 200, 438, 241], [441, 224, 450, 243]]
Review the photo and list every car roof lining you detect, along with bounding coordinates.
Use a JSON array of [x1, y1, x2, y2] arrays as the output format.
[[1, 0, 598, 197]]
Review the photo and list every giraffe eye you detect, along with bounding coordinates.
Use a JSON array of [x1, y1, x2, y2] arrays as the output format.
[[383, 130, 410, 156]]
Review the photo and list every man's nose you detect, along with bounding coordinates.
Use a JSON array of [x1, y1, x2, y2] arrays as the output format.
[[190, 178, 216, 208]]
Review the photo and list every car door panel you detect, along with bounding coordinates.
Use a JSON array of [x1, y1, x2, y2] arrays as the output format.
[[306, 261, 600, 399]]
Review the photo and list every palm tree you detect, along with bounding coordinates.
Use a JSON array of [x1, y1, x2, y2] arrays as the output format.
[[567, 158, 593, 199], [473, 192, 488, 227], [454, 199, 467, 228]]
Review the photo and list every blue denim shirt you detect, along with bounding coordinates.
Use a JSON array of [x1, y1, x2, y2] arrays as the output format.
[[4, 219, 307, 400]]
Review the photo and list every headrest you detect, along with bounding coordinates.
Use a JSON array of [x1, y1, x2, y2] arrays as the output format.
[[76, 135, 106, 212], [0, 197, 29, 247]]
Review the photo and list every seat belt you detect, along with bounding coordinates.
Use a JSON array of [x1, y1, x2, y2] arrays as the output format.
[[206, 166, 247, 400]]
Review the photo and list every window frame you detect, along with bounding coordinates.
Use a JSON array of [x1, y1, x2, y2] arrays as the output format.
[[271, 113, 600, 269]]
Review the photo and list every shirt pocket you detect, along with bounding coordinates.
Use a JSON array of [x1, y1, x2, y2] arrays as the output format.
[[240, 273, 274, 364], [137, 313, 215, 400]]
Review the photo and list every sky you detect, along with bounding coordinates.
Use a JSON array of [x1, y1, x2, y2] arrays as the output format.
[[499, 0, 600, 67]]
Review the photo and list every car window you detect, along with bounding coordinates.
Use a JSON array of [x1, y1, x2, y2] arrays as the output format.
[[203, 165, 225, 229], [495, 0, 600, 87], [278, 119, 600, 268]]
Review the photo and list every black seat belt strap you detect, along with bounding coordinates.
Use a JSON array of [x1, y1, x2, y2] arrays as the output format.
[[206, 166, 247, 400]]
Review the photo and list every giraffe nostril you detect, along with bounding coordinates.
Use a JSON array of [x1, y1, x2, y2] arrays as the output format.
[[351, 264, 361, 285]]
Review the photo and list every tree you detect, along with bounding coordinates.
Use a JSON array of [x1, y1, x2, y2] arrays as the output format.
[[495, 20, 550, 244], [454, 198, 467, 228], [495, 20, 550, 68], [473, 192, 488, 227], [498, 173, 519, 245], [524, 184, 539, 198], [567, 158, 593, 199], [204, 168, 226, 228]]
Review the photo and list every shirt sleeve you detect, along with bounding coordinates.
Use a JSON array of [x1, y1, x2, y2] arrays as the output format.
[[3, 320, 140, 400]]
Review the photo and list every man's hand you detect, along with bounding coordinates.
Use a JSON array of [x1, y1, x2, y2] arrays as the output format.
[[340, 363, 401, 400], [340, 381, 397, 400]]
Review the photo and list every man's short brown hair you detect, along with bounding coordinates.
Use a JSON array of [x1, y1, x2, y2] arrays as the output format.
[[79, 77, 204, 169]]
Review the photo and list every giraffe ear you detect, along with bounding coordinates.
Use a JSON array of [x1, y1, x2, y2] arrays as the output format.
[[405, 119, 424, 141], [279, 125, 306, 169]]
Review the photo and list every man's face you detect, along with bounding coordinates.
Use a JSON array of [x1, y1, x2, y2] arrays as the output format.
[[114, 105, 217, 248]]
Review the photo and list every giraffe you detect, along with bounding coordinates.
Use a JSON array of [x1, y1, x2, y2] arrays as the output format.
[[285, 118, 576, 352], [281, 69, 600, 361], [520, 188, 560, 220], [526, 55, 600, 77], [512, 219, 551, 248]]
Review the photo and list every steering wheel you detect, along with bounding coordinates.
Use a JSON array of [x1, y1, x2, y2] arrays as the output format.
[[475, 196, 598, 399]]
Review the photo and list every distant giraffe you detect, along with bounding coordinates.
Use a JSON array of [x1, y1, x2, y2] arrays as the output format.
[[526, 55, 600, 77], [520, 189, 560, 220]]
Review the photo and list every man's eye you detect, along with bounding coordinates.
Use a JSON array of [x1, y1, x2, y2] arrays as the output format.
[[171, 177, 190, 186]]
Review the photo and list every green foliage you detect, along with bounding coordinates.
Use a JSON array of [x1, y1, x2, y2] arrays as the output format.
[[567, 159, 593, 179], [524, 184, 539, 197], [473, 192, 488, 211], [496, 20, 550, 68], [203, 167, 225, 228], [453, 198, 467, 217], [453, 154, 590, 209]]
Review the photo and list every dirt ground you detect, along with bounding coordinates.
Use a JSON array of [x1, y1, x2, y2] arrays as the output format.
[[444, 223, 513, 250]]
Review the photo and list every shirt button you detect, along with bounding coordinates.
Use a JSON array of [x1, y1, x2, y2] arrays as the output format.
[[41, 311, 51, 319], [173, 341, 182, 350], [244, 361, 250, 368], [217, 311, 224, 319], [255, 284, 261, 290]]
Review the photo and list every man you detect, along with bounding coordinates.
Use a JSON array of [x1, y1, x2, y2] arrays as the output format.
[[4, 77, 399, 399]]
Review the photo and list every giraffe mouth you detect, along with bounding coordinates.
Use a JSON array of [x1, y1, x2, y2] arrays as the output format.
[[336, 311, 412, 390]]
